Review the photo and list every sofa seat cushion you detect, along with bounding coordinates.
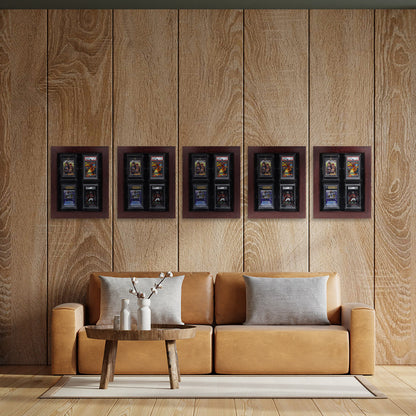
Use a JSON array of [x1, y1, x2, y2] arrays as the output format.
[[78, 325, 213, 374], [214, 325, 349, 374]]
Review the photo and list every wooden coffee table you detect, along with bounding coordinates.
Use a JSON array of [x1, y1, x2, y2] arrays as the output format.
[[85, 324, 196, 389]]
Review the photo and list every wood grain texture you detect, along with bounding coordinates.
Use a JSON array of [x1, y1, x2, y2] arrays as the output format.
[[0, 10, 47, 365], [47, 10, 112, 340], [375, 10, 416, 364], [244, 10, 309, 272], [309, 10, 374, 305], [235, 399, 278, 415], [179, 10, 243, 274], [113, 10, 178, 271], [275, 399, 321, 416]]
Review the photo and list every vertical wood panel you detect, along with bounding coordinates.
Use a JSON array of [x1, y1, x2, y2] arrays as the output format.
[[244, 10, 309, 272], [0, 10, 47, 364], [310, 10, 374, 305], [113, 10, 178, 271], [179, 10, 243, 274], [375, 10, 416, 364], [47, 11, 112, 321]]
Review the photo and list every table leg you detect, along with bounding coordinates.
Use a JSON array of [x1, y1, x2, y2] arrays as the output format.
[[165, 340, 180, 389], [175, 344, 181, 382], [100, 340, 118, 389]]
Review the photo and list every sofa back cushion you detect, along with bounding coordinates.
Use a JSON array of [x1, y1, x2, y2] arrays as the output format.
[[215, 272, 341, 325], [88, 272, 214, 325]]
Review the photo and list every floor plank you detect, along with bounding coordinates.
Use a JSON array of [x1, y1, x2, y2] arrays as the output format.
[[108, 398, 156, 416], [235, 398, 278, 415], [313, 398, 366, 415], [194, 399, 236, 416], [384, 365, 416, 388], [274, 398, 322, 415], [151, 398, 195, 416]]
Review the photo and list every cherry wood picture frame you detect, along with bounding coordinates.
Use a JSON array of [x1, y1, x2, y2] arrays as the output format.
[[117, 146, 176, 218], [248, 146, 306, 219], [313, 146, 372, 219], [182, 146, 241, 218], [50, 146, 109, 219]]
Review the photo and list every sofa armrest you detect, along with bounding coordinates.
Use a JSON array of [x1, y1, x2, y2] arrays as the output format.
[[342, 303, 375, 375], [51, 303, 84, 375]]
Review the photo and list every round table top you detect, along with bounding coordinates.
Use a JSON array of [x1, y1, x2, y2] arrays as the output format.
[[85, 324, 197, 341]]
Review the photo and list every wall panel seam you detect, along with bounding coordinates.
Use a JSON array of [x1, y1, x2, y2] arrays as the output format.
[[46, 8, 50, 365], [177, 9, 180, 272], [308, 9, 311, 273], [111, 9, 115, 273]]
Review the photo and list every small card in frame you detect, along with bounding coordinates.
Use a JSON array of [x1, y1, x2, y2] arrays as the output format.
[[280, 184, 297, 210], [345, 154, 361, 180], [83, 154, 99, 180], [83, 184, 99, 210], [323, 183, 340, 210], [191, 154, 209, 179], [127, 183, 144, 210], [345, 184, 362, 210], [149, 184, 166, 210], [126, 154, 144, 179], [60, 183, 77, 210], [322, 154, 339, 179], [256, 154, 274, 179], [215, 154, 230, 180], [280, 154, 296, 180], [59, 154, 77, 179], [257, 183, 275, 210], [150, 154, 165, 180], [192, 183, 209, 210], [214, 184, 231, 210]]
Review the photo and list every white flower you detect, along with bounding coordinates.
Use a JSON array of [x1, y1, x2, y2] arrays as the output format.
[[151, 287, 158, 295], [159, 272, 165, 278], [167, 271, 173, 277], [129, 289, 137, 295], [132, 277, 137, 282]]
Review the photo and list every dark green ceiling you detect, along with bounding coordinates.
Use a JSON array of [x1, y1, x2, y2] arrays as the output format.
[[2, 0, 416, 9]]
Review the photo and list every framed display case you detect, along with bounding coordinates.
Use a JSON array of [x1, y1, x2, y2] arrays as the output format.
[[182, 146, 241, 218], [248, 146, 306, 218], [117, 146, 175, 218], [51, 146, 109, 219], [313, 146, 371, 218]]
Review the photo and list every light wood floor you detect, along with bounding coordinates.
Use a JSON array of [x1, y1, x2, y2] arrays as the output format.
[[1, 366, 416, 415]]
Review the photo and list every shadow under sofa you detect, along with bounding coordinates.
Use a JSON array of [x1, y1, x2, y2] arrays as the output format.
[[51, 271, 375, 376]]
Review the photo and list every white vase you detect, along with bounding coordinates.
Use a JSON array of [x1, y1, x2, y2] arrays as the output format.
[[120, 298, 131, 330], [137, 298, 151, 330]]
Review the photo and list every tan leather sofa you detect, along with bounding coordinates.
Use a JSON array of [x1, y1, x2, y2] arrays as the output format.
[[51, 272, 214, 375], [214, 272, 375, 375], [51, 271, 375, 375]]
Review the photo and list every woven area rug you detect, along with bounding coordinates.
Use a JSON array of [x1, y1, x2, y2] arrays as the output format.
[[41, 375, 385, 399]]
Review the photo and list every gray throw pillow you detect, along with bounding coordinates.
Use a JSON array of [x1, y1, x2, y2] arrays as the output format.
[[96, 275, 185, 326], [244, 275, 330, 325]]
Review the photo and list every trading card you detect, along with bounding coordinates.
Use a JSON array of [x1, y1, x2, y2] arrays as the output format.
[[60, 183, 77, 210], [191, 154, 209, 179], [280, 184, 297, 210], [214, 184, 231, 210], [83, 184, 99, 210], [257, 154, 274, 179], [215, 154, 230, 180], [323, 183, 340, 210], [149, 184, 166, 210], [257, 183, 275, 210], [59, 154, 77, 179], [127, 184, 144, 210], [126, 154, 143, 179], [345, 154, 361, 180], [345, 184, 362, 210], [83, 154, 98, 180], [322, 154, 339, 179], [280, 154, 296, 180], [192, 183, 209, 210], [150, 154, 165, 180]]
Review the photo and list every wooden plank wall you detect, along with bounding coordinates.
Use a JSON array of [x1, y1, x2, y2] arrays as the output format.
[[0, 10, 47, 364], [375, 10, 416, 364], [1, 9, 416, 365], [244, 10, 309, 272], [309, 10, 375, 305], [178, 10, 244, 274], [113, 10, 178, 271], [47, 10, 113, 318]]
